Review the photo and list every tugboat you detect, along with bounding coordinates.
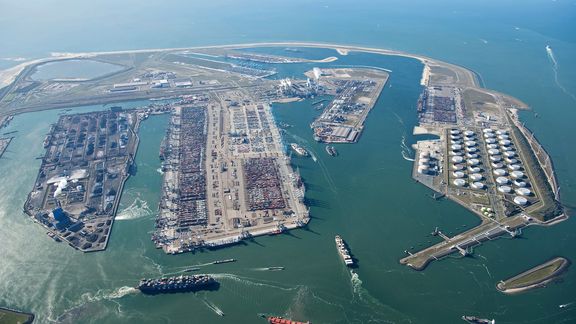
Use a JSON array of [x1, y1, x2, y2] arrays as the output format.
[[335, 235, 354, 267], [136, 275, 218, 294], [325, 145, 337, 157], [290, 143, 309, 157], [462, 316, 495, 324]]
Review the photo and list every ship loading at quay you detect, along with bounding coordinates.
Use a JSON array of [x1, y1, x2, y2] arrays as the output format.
[[136, 275, 218, 295], [335, 235, 354, 267]]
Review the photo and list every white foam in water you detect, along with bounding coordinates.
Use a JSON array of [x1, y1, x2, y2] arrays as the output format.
[[546, 45, 576, 103], [116, 197, 153, 221], [202, 299, 225, 316]]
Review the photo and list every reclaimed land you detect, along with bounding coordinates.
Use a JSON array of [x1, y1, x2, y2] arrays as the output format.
[[497, 257, 570, 294]]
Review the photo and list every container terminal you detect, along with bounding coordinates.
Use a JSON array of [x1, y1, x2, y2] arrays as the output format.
[[0, 42, 564, 260], [153, 90, 309, 254]]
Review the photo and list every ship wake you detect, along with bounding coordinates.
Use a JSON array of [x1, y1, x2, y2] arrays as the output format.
[[116, 197, 153, 221], [546, 45, 576, 103]]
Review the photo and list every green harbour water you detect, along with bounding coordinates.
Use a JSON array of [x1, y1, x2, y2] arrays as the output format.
[[1, 1, 576, 323]]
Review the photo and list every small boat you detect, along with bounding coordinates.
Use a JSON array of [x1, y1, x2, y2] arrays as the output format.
[[184, 268, 200, 272], [462, 315, 495, 324], [325, 145, 337, 157], [212, 259, 236, 265], [266, 267, 285, 271]]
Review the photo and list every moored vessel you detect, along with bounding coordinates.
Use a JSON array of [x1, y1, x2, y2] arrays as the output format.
[[212, 258, 236, 265]]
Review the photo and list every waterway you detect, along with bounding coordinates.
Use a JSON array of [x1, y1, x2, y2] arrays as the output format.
[[0, 1, 575, 323]]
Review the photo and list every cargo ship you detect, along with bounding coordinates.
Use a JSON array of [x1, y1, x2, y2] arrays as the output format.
[[462, 316, 495, 324], [260, 315, 310, 324], [136, 275, 217, 294], [325, 145, 337, 157], [290, 143, 309, 156], [335, 235, 354, 267]]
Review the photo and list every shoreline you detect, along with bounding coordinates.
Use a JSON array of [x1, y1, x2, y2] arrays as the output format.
[[0, 41, 479, 94]]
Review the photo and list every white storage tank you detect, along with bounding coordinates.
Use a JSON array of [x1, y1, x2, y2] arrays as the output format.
[[453, 179, 466, 187], [468, 166, 481, 173], [496, 177, 510, 185], [514, 196, 528, 206], [486, 138, 497, 144], [504, 151, 516, 158], [505, 158, 518, 164], [508, 164, 521, 171], [511, 170, 525, 179], [450, 150, 463, 156], [453, 171, 466, 178], [466, 153, 479, 159], [496, 129, 508, 135], [493, 169, 507, 176], [491, 162, 504, 168], [502, 146, 514, 151], [516, 188, 532, 196], [471, 182, 485, 189], [470, 173, 483, 181], [464, 130, 475, 137], [451, 144, 462, 150], [498, 135, 510, 140], [451, 139, 462, 145], [417, 165, 429, 174], [487, 144, 499, 149], [450, 129, 461, 135], [465, 141, 476, 147], [483, 128, 494, 134], [467, 158, 480, 166], [490, 155, 502, 162], [488, 148, 500, 155], [499, 140, 511, 146], [513, 179, 527, 187], [450, 134, 461, 140], [452, 164, 465, 170], [466, 147, 478, 153], [498, 185, 512, 193], [484, 132, 496, 138], [452, 156, 464, 163]]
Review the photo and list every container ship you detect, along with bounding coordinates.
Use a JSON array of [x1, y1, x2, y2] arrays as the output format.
[[335, 235, 354, 267], [290, 143, 309, 156], [325, 145, 337, 157], [136, 275, 217, 294]]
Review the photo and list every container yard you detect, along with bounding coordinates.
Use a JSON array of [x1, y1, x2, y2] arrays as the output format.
[[154, 92, 309, 254]]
